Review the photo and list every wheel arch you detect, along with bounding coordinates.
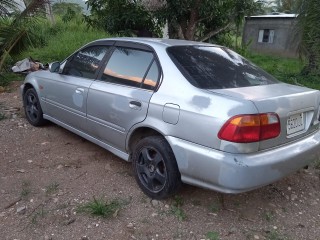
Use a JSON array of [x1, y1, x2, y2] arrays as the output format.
[[127, 126, 165, 155], [22, 83, 34, 95]]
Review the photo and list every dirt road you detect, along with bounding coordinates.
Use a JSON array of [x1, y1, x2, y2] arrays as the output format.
[[1, 82, 319, 240]]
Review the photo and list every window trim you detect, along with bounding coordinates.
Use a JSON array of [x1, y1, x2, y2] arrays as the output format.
[[60, 41, 115, 80], [96, 41, 162, 91], [258, 29, 275, 43]]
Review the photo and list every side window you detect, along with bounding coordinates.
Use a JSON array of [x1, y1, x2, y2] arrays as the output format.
[[63, 46, 110, 79], [101, 47, 158, 89]]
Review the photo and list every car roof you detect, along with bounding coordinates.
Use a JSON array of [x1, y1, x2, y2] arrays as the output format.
[[92, 37, 220, 49]]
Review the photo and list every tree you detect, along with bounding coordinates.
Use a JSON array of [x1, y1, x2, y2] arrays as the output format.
[[156, 0, 258, 41], [272, 0, 297, 13], [0, 0, 18, 16], [52, 2, 82, 16], [85, 0, 162, 37], [0, 0, 49, 71], [296, 0, 320, 75]]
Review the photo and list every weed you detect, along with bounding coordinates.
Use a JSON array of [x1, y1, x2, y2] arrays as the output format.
[[170, 195, 186, 221], [191, 199, 201, 206], [206, 231, 220, 240], [0, 112, 6, 121], [31, 205, 47, 224], [21, 181, 31, 198], [170, 205, 186, 221], [77, 197, 123, 218], [173, 195, 184, 207], [264, 211, 274, 222], [45, 182, 59, 195], [314, 158, 320, 169], [209, 202, 221, 213], [233, 201, 241, 208], [266, 230, 288, 240]]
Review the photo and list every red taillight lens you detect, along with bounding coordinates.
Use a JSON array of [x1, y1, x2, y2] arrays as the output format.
[[218, 113, 280, 143]]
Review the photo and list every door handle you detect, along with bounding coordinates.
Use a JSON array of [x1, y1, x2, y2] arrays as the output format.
[[129, 100, 142, 108], [75, 88, 84, 94]]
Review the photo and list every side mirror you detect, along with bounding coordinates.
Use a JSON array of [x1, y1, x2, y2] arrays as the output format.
[[48, 62, 60, 73]]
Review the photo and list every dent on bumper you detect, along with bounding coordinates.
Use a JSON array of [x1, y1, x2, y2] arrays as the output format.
[[166, 131, 320, 193]]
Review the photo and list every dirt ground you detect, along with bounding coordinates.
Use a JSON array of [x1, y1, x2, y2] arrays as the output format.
[[0, 82, 320, 240]]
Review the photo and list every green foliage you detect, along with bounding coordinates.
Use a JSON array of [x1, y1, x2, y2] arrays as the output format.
[[21, 181, 32, 198], [85, 0, 162, 37], [45, 182, 59, 195], [52, 2, 82, 16], [170, 195, 186, 221], [266, 230, 288, 240], [171, 205, 186, 221], [78, 197, 123, 218], [296, 0, 320, 75], [0, 0, 18, 16], [157, 0, 259, 41], [52, 2, 83, 23], [17, 17, 108, 63], [313, 158, 320, 170], [0, 0, 50, 71], [209, 202, 221, 213], [273, 0, 298, 13], [0, 112, 6, 121], [247, 53, 320, 90], [206, 231, 220, 240], [264, 211, 274, 222]]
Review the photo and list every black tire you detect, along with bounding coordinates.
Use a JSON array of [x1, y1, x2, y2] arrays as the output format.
[[23, 88, 46, 126], [132, 136, 181, 199]]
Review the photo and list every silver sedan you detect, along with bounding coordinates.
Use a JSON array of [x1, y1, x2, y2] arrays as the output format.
[[21, 38, 320, 199]]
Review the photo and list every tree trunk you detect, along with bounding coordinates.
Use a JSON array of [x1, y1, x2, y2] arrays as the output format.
[[45, 2, 55, 25]]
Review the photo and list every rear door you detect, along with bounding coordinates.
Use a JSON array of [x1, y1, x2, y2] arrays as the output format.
[[44, 43, 112, 131], [86, 41, 161, 151]]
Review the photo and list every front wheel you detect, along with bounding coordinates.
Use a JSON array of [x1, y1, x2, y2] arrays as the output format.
[[23, 88, 46, 126], [132, 136, 181, 199]]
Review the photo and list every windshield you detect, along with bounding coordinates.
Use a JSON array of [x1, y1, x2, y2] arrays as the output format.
[[167, 46, 279, 89]]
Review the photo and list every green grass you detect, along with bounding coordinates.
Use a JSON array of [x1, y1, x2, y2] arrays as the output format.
[[0, 112, 6, 121], [266, 230, 288, 240], [21, 181, 32, 198], [77, 197, 123, 218], [208, 201, 221, 213], [170, 195, 186, 221], [206, 231, 220, 240], [314, 158, 320, 169], [247, 54, 320, 90], [0, 72, 24, 87], [264, 211, 274, 222], [17, 17, 109, 63], [45, 182, 59, 195]]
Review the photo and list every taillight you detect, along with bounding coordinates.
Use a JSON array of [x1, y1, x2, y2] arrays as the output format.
[[218, 113, 280, 143]]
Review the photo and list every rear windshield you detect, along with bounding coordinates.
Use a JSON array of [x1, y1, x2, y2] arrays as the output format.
[[167, 46, 279, 89]]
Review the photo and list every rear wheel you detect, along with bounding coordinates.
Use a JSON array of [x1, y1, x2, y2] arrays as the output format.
[[23, 88, 46, 126], [132, 136, 181, 199]]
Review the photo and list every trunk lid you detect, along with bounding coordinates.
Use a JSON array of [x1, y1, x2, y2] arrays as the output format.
[[210, 83, 320, 150]]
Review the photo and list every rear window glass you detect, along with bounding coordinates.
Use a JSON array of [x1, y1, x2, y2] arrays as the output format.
[[167, 46, 279, 89]]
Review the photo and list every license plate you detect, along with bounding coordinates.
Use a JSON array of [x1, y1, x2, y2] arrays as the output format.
[[287, 112, 305, 135]]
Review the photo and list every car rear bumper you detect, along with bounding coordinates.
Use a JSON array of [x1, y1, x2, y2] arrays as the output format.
[[166, 130, 320, 193]]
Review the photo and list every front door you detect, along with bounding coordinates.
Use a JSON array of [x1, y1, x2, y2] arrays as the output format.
[[87, 42, 161, 151], [43, 44, 111, 131]]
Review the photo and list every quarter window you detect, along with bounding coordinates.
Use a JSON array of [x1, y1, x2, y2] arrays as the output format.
[[101, 47, 158, 89], [142, 60, 159, 90], [63, 46, 110, 79]]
